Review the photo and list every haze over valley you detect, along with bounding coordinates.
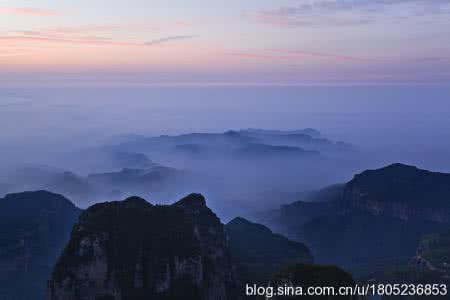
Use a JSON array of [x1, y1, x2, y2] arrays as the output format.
[[1, 86, 450, 217]]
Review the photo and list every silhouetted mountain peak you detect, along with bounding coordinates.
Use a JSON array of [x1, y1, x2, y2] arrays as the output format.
[[241, 128, 321, 137], [346, 163, 450, 212], [356, 163, 421, 178], [384, 163, 418, 170], [174, 193, 206, 209], [2, 190, 78, 212], [227, 217, 273, 235], [48, 194, 238, 300], [122, 195, 151, 206], [4, 189, 64, 200], [227, 216, 250, 225], [224, 130, 241, 137]]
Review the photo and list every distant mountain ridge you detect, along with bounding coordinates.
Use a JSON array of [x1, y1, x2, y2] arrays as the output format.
[[0, 128, 357, 219], [113, 128, 353, 156], [237, 128, 353, 153], [239, 128, 321, 137], [1, 164, 184, 207]]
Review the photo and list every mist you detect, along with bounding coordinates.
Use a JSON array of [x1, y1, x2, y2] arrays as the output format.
[[1, 85, 450, 220]]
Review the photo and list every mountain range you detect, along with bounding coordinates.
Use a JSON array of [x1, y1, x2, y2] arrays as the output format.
[[0, 128, 360, 219], [111, 128, 353, 159], [2, 154, 450, 299], [1, 191, 328, 300]]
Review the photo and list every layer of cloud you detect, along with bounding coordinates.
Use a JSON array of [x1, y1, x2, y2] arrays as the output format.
[[144, 35, 196, 46], [0, 52, 33, 58], [0, 35, 139, 46], [251, 0, 450, 28], [0, 31, 196, 47], [8, 21, 191, 38], [0, 7, 61, 17]]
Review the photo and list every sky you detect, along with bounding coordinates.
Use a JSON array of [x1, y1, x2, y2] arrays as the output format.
[[1, 0, 450, 86]]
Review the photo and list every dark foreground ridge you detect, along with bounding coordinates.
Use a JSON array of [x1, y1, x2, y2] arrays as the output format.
[[47, 193, 239, 300], [0, 191, 81, 300], [1, 190, 319, 300]]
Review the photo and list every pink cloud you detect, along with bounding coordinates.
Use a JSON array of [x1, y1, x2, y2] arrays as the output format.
[[44, 23, 160, 35], [0, 52, 31, 57], [0, 33, 196, 47], [0, 35, 139, 46], [5, 21, 195, 43], [0, 7, 61, 17]]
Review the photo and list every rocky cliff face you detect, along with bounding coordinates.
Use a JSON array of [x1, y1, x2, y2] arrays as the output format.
[[47, 193, 238, 300], [340, 163, 450, 222], [0, 191, 81, 300], [275, 163, 450, 227], [263, 163, 450, 269]]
